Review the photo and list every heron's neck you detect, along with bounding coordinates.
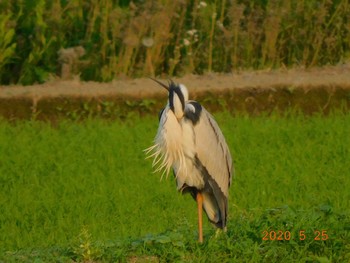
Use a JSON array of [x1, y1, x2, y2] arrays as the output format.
[[169, 92, 185, 119]]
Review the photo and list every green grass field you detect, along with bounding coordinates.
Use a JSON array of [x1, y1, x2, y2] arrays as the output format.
[[0, 112, 349, 262]]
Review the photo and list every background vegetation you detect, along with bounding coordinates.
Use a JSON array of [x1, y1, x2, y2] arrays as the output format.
[[0, 112, 349, 261], [0, 0, 350, 85]]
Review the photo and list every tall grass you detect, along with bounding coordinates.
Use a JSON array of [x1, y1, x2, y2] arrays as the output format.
[[0, 0, 349, 84], [0, 112, 349, 261]]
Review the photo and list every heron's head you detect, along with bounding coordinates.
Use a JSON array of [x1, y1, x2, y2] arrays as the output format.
[[150, 78, 189, 119]]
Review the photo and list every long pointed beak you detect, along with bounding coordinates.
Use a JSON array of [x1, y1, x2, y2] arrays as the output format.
[[149, 77, 169, 91]]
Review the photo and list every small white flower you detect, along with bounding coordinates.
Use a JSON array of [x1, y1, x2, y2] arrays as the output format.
[[198, 1, 207, 8], [142, 37, 154, 48], [183, 38, 190, 46], [216, 20, 224, 28], [187, 29, 198, 36]]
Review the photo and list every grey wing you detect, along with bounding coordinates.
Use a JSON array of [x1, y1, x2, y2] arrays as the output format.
[[193, 107, 233, 197], [186, 103, 233, 228]]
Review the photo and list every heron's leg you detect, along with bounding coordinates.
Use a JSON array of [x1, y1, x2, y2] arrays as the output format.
[[196, 192, 203, 243]]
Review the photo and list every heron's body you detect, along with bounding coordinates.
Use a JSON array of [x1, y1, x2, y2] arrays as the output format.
[[146, 80, 233, 242]]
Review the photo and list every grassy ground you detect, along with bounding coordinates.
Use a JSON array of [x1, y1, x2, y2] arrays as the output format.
[[0, 112, 349, 262]]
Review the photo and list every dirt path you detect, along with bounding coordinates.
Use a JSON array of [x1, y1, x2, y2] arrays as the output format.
[[1, 65, 350, 120], [1, 65, 350, 98]]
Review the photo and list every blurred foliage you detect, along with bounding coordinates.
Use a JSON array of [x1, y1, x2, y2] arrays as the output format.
[[0, 0, 349, 85]]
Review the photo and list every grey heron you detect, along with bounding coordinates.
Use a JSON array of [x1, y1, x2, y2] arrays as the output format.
[[145, 79, 233, 243]]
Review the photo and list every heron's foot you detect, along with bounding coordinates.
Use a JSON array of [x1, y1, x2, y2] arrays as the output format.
[[211, 227, 227, 240], [215, 228, 222, 238]]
